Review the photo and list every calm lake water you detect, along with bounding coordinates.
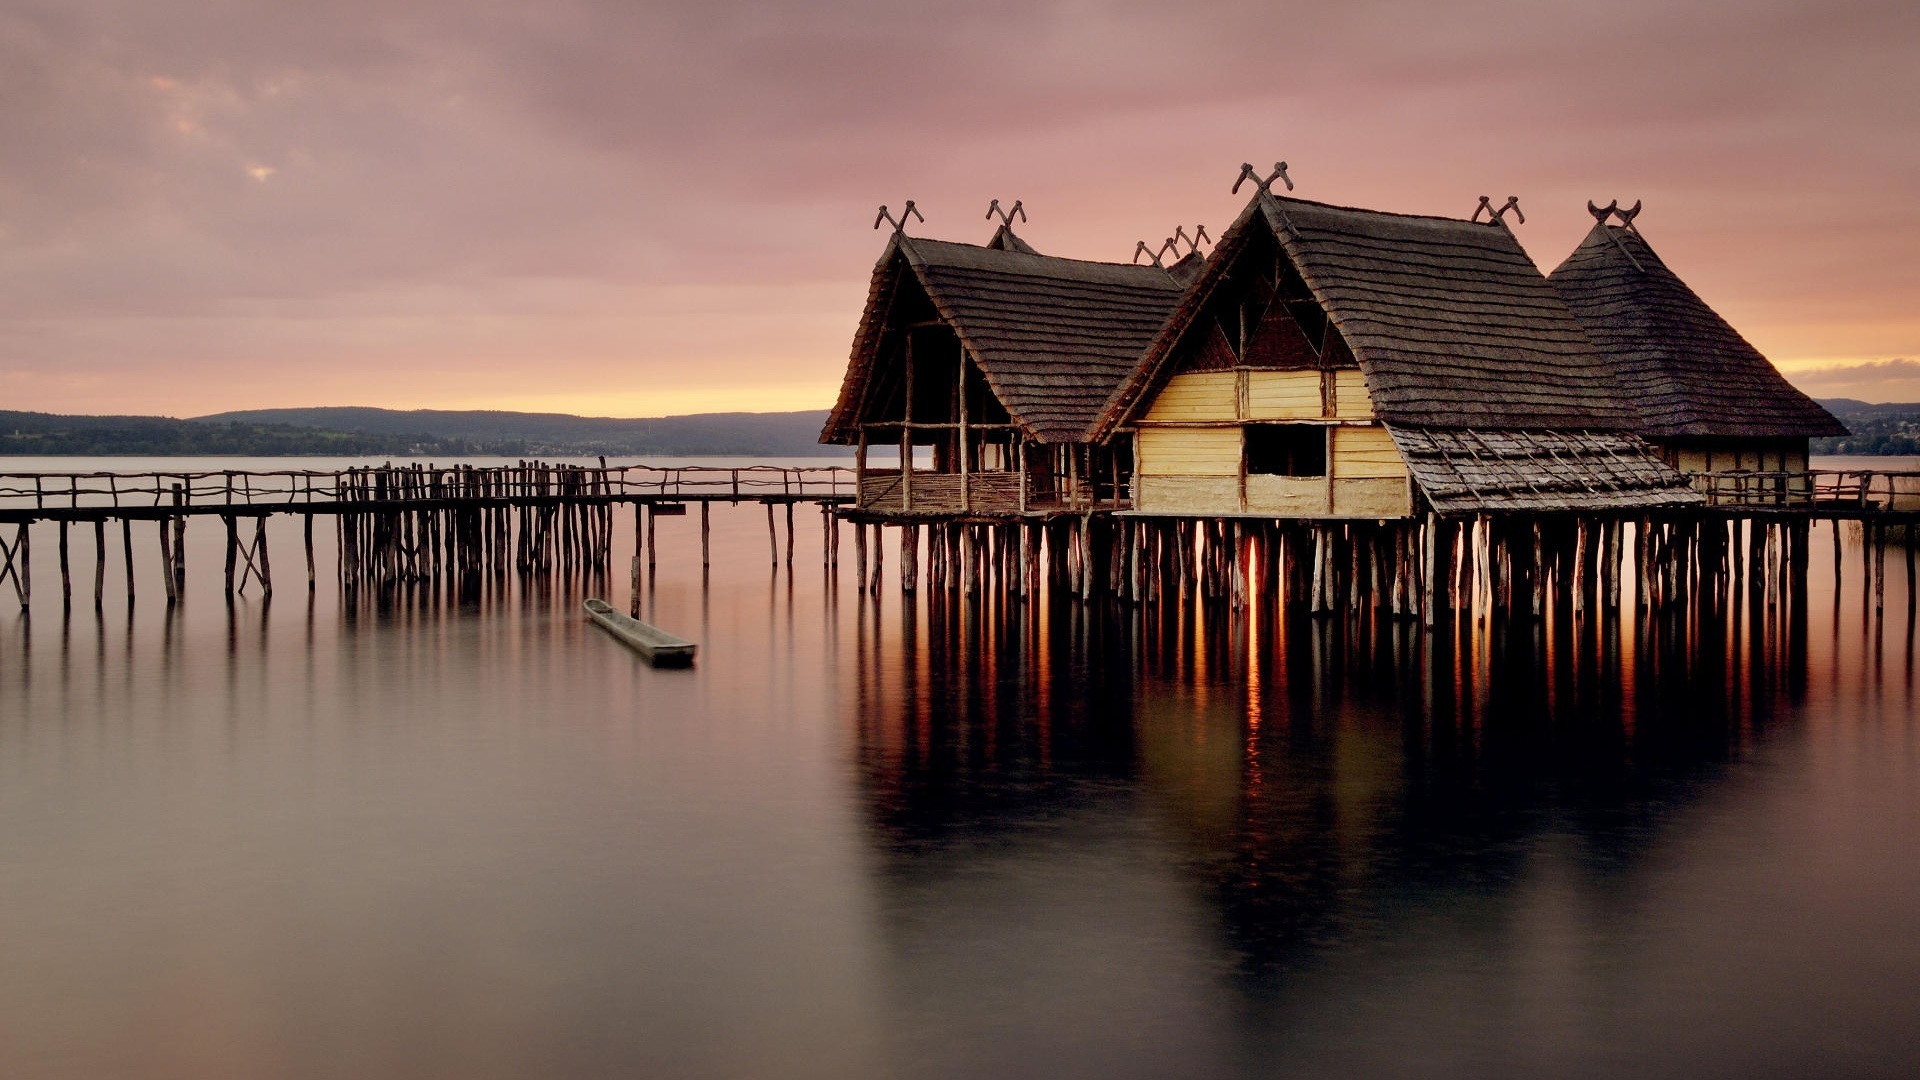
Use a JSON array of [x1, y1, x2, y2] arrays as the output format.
[[2, 456, 1918, 1079]]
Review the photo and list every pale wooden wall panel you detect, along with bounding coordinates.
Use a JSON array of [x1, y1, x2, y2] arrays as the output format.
[[1332, 370, 1374, 419], [1143, 372, 1238, 422], [1138, 428, 1241, 475], [1246, 370, 1322, 419], [1332, 426, 1406, 479]]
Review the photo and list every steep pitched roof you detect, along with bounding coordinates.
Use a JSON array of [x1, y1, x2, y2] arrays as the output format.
[[823, 233, 1186, 445], [1097, 192, 1633, 436], [1548, 222, 1847, 439]]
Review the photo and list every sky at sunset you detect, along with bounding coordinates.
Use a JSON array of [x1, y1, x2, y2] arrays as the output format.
[[3, 0, 1917, 418]]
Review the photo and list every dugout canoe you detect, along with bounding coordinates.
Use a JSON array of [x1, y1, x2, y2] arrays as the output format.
[[583, 598, 697, 666]]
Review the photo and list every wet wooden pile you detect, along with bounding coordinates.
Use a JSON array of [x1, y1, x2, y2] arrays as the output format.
[[842, 509, 1918, 626]]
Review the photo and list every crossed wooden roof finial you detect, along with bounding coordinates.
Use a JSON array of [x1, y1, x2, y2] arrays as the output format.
[[1473, 195, 1525, 226], [1233, 161, 1294, 196], [985, 199, 1026, 227], [1588, 199, 1642, 230], [1588, 199, 1647, 269], [874, 201, 924, 236]]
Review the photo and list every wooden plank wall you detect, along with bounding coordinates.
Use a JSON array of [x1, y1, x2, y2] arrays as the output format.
[[1133, 368, 1411, 518]]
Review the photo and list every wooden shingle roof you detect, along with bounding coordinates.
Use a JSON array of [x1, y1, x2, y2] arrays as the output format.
[[1548, 223, 1846, 440], [1390, 429, 1702, 514], [823, 233, 1186, 445], [1258, 195, 1633, 430], [1096, 192, 1634, 437]]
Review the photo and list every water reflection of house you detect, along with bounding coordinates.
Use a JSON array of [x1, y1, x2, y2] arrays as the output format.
[[1546, 210, 1846, 494]]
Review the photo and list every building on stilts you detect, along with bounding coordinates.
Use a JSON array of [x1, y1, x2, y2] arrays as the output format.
[[818, 169, 1885, 617]]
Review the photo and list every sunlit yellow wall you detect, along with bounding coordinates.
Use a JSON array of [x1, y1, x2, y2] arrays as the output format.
[[1133, 365, 1411, 517]]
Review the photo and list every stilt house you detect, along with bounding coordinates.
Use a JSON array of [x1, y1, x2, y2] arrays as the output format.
[[1547, 207, 1846, 499], [1093, 191, 1702, 517], [822, 224, 1197, 517]]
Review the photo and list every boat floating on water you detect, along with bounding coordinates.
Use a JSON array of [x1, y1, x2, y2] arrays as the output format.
[[583, 598, 697, 666]]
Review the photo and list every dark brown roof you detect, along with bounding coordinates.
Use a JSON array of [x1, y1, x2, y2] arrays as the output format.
[[1548, 223, 1847, 439], [823, 234, 1186, 445], [1095, 192, 1634, 437], [1390, 428, 1703, 514]]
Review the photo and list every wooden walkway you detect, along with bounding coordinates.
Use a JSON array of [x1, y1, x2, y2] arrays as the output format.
[[0, 463, 1914, 619], [0, 462, 853, 607]]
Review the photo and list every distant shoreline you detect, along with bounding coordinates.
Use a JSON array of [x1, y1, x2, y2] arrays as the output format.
[[0, 406, 839, 458]]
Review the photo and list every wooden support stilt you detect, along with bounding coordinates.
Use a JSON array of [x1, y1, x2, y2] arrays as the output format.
[[785, 502, 796, 567], [58, 520, 71, 607], [766, 503, 778, 569], [304, 514, 316, 590], [171, 488, 186, 594], [1875, 524, 1888, 616], [854, 519, 868, 588], [93, 519, 107, 610], [223, 514, 238, 597], [902, 524, 919, 592], [122, 517, 135, 604], [703, 502, 714, 572]]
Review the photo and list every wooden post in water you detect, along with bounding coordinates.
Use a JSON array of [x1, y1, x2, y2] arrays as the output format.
[[1875, 523, 1888, 617], [902, 524, 919, 592], [703, 502, 712, 572], [255, 516, 273, 598], [57, 520, 71, 608], [93, 519, 106, 610], [223, 515, 238, 597], [785, 503, 795, 568], [646, 503, 657, 576], [171, 485, 186, 594], [304, 514, 316, 590], [121, 518, 135, 604]]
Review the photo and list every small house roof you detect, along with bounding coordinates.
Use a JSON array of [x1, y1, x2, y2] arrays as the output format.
[[1096, 192, 1633, 438], [823, 233, 1186, 445], [1389, 428, 1702, 514], [1547, 222, 1847, 440]]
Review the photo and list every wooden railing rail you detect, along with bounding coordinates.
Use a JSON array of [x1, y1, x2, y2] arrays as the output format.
[[0, 463, 855, 511]]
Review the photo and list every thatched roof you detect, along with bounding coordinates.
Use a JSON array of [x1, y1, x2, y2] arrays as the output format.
[[1390, 428, 1703, 514], [1548, 222, 1847, 440], [1096, 191, 1634, 437], [823, 232, 1185, 445]]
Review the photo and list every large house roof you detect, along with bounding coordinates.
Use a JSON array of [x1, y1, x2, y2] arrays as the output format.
[[822, 232, 1187, 445], [1547, 221, 1846, 440], [1097, 192, 1635, 437]]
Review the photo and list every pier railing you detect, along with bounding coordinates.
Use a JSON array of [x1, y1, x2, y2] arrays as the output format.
[[1694, 469, 1920, 511], [0, 463, 855, 512]]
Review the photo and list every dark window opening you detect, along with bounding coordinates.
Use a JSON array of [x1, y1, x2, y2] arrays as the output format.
[[1245, 425, 1326, 477]]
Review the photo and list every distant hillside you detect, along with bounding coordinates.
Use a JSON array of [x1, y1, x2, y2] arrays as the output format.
[[0, 410, 437, 456], [0, 407, 839, 457], [195, 407, 837, 456], [1814, 399, 1920, 456]]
